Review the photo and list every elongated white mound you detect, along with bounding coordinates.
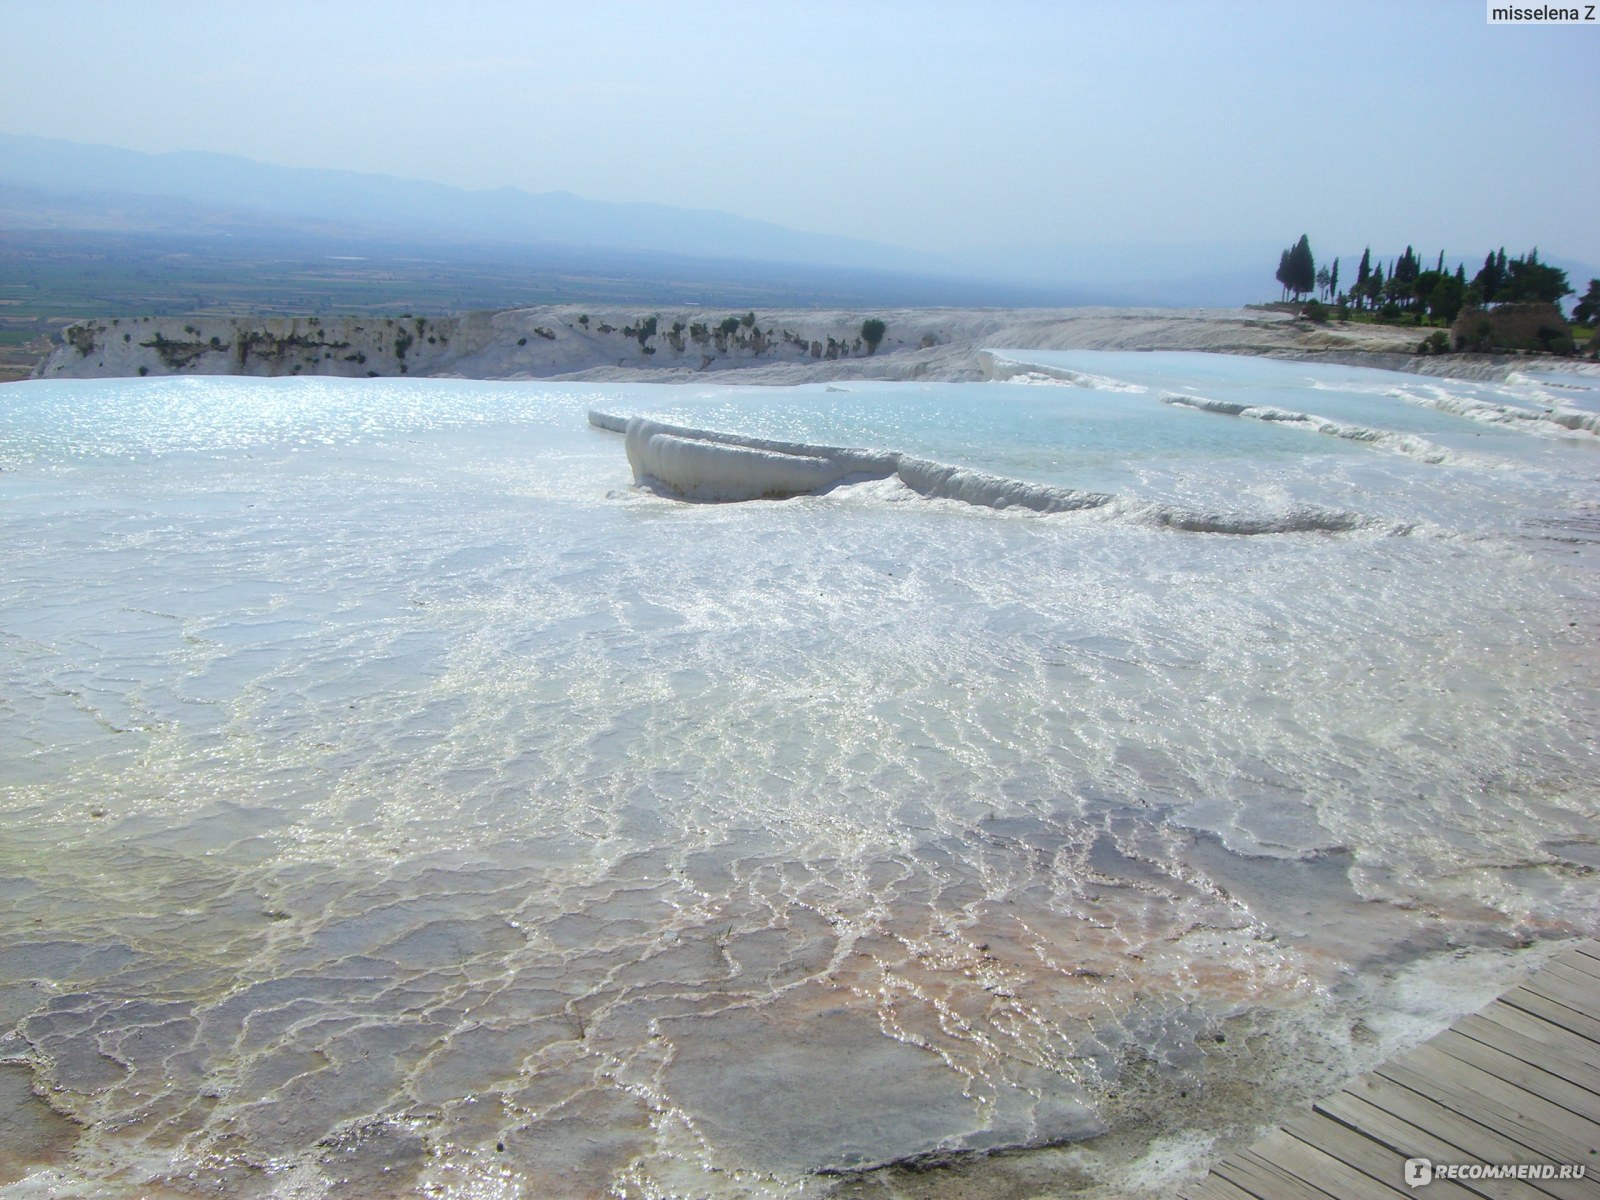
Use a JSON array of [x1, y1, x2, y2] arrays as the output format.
[[592, 411, 1377, 534], [896, 456, 1112, 513], [615, 415, 898, 502], [638, 433, 850, 502], [1389, 385, 1600, 436], [978, 351, 1149, 392], [1161, 392, 1500, 468]]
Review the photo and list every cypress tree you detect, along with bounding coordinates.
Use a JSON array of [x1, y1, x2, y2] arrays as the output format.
[[1473, 249, 1509, 305], [1395, 246, 1419, 286], [1290, 235, 1315, 300], [1473, 251, 1495, 303]]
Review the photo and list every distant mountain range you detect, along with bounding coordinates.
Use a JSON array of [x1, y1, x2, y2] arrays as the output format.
[[0, 132, 952, 277], [16, 133, 1586, 311], [0, 134, 1282, 306]]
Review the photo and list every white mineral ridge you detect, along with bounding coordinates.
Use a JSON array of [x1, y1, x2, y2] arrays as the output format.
[[598, 411, 1376, 534], [38, 305, 1537, 385]]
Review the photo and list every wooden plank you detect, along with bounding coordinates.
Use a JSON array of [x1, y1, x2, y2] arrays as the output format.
[[1554, 941, 1600, 965], [1455, 1010, 1600, 1097], [1475, 997, 1600, 1054], [1243, 1129, 1412, 1198], [1500, 985, 1600, 1046], [1179, 1173, 1268, 1200], [1328, 1073, 1544, 1168], [1214, 1144, 1345, 1200], [1552, 948, 1600, 984], [1540, 959, 1600, 997], [1214, 1128, 1400, 1200], [1315, 1088, 1571, 1200], [1521, 964, 1600, 1016], [1376, 1043, 1600, 1166], [1377, 1048, 1598, 1165], [1431, 1029, 1600, 1118], [1280, 1111, 1480, 1199]]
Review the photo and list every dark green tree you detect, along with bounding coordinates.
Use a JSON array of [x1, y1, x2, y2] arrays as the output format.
[[1473, 249, 1508, 305], [1393, 246, 1420, 305], [1293, 235, 1315, 298], [1573, 279, 1600, 327], [1499, 250, 1570, 304], [1275, 235, 1315, 300], [1427, 274, 1465, 324], [1354, 248, 1372, 309], [1383, 273, 1408, 310], [1472, 252, 1497, 304], [1412, 269, 1443, 312], [860, 318, 887, 354]]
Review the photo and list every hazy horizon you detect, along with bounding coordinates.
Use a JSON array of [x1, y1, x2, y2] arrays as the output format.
[[2, 0, 1596, 272]]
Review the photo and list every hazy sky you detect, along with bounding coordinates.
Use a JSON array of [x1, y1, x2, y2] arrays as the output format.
[[3, 0, 1596, 265]]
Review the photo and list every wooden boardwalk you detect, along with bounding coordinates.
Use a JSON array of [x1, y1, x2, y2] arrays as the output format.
[[1181, 940, 1600, 1199]]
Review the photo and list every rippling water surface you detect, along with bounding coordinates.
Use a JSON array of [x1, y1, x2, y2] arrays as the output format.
[[1, 354, 1597, 1198]]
